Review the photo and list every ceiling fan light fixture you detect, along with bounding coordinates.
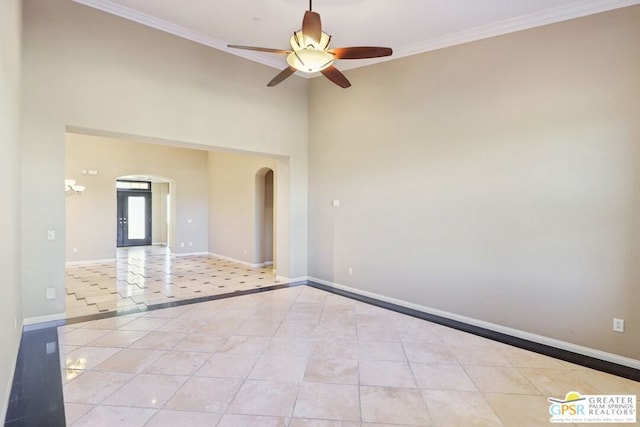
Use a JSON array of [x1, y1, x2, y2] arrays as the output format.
[[227, 3, 391, 87], [287, 30, 334, 73], [290, 30, 331, 51], [287, 50, 334, 73]]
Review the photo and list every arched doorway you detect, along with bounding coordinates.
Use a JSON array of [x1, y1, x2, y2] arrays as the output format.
[[255, 168, 275, 268]]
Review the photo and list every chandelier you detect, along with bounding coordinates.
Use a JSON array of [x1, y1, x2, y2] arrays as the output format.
[[65, 179, 85, 196]]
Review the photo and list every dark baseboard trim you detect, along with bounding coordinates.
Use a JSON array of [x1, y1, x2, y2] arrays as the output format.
[[65, 282, 304, 325], [4, 327, 65, 427], [307, 281, 640, 382]]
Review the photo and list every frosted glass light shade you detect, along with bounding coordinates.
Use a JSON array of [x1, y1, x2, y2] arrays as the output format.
[[287, 30, 334, 73], [290, 30, 331, 51], [287, 50, 334, 73]]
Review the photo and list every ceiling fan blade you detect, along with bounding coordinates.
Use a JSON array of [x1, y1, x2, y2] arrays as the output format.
[[267, 66, 297, 87], [331, 47, 393, 60], [302, 11, 322, 44], [227, 45, 291, 55], [321, 66, 351, 89]]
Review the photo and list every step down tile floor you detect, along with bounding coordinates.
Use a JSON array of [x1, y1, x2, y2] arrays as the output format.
[[65, 246, 279, 319]]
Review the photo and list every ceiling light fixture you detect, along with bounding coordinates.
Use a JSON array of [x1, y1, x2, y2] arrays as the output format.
[[286, 30, 334, 73], [228, 0, 392, 88], [65, 179, 85, 196]]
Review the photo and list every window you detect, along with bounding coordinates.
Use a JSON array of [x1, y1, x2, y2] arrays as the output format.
[[116, 180, 151, 190]]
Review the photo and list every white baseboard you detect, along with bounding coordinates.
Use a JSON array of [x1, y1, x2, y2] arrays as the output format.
[[65, 258, 116, 267], [255, 262, 277, 268], [174, 251, 209, 257], [208, 252, 266, 268], [307, 277, 640, 370], [23, 313, 66, 330], [275, 275, 308, 285]]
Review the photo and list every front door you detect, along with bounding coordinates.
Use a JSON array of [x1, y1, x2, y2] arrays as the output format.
[[117, 190, 152, 247]]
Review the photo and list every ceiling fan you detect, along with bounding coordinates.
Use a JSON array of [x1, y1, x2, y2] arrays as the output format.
[[228, 0, 392, 88]]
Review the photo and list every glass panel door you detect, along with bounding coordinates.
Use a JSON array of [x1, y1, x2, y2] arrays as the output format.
[[117, 190, 152, 247], [127, 196, 146, 240]]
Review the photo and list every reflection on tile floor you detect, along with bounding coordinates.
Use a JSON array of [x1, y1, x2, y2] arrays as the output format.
[[59, 286, 640, 426], [65, 246, 279, 318]]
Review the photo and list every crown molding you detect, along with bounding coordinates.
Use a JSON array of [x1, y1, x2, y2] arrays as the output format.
[[393, 0, 640, 61], [338, 0, 640, 71], [72, 0, 286, 70], [74, 0, 640, 75]]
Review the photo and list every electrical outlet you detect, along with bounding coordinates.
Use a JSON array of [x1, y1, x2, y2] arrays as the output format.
[[47, 230, 56, 240], [45, 288, 56, 300], [613, 318, 624, 333], [348, 267, 353, 275], [73, 248, 78, 254], [180, 242, 185, 248]]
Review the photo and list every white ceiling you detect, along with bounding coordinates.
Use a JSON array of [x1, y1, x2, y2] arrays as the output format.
[[74, 0, 639, 75]]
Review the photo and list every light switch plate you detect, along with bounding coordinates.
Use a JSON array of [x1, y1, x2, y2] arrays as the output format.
[[613, 318, 624, 333]]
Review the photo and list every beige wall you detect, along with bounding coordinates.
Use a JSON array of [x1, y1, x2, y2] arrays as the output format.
[[208, 151, 279, 266], [21, 0, 308, 320], [309, 6, 640, 361], [0, 0, 23, 422], [151, 182, 169, 245], [65, 134, 208, 261]]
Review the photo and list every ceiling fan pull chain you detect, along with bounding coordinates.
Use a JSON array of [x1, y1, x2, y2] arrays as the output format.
[[309, 0, 312, 12]]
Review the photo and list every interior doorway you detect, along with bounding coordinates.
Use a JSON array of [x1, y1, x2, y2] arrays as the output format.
[[116, 181, 152, 247], [255, 168, 275, 267], [116, 176, 173, 249]]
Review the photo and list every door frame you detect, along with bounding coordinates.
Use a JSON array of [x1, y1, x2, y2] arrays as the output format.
[[255, 168, 275, 268], [116, 185, 152, 247]]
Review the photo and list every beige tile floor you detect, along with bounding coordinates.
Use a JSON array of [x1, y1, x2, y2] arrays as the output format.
[[59, 285, 640, 427], [65, 246, 280, 318]]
